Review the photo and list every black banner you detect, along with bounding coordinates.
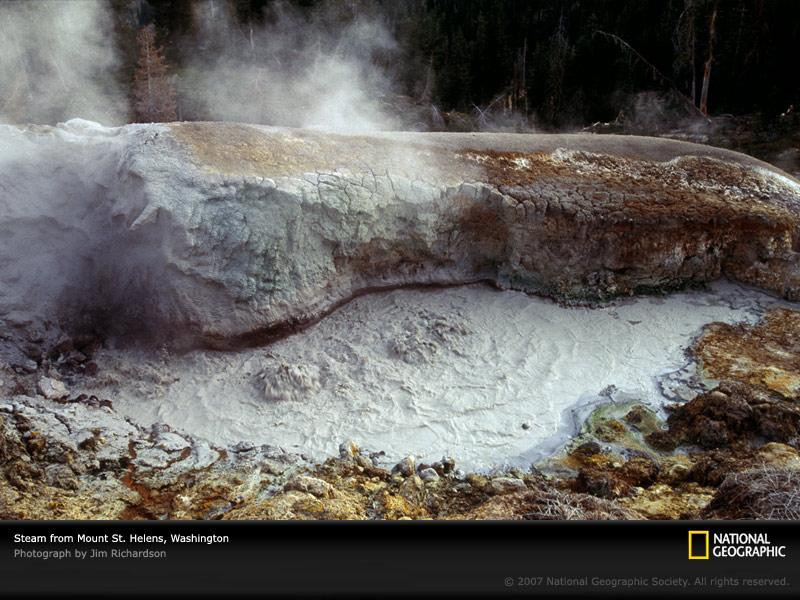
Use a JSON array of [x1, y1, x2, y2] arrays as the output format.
[[1, 521, 798, 597]]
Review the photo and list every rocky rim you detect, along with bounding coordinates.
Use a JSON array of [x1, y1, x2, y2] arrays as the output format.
[[2, 305, 800, 521]]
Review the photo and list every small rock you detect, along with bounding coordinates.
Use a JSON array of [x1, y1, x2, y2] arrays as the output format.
[[399, 474, 426, 504], [36, 376, 68, 400], [623, 405, 663, 435], [432, 457, 456, 475], [133, 446, 172, 469], [44, 464, 79, 490], [12, 358, 38, 374], [693, 416, 729, 448], [664, 462, 690, 483], [206, 503, 234, 520], [192, 440, 220, 469], [489, 477, 526, 494], [232, 441, 255, 453], [392, 455, 416, 477], [156, 432, 191, 453], [593, 418, 628, 442], [757, 442, 800, 468], [624, 406, 647, 425], [285, 475, 335, 499], [339, 440, 360, 459], [259, 459, 285, 476], [645, 430, 677, 451], [354, 454, 375, 470], [69, 351, 88, 364], [621, 456, 659, 486], [419, 467, 439, 482], [576, 469, 629, 499], [572, 441, 602, 456]]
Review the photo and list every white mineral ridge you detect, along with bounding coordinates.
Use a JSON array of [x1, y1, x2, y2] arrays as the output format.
[[2, 119, 799, 350], [82, 280, 789, 471]]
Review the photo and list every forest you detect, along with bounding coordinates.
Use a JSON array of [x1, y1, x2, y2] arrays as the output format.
[[2, 1, 799, 134], [119, 0, 800, 128]]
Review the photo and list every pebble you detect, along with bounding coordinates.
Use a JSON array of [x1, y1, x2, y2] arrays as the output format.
[[285, 475, 335, 499], [232, 441, 255, 453], [392, 455, 416, 477], [133, 446, 172, 469], [354, 454, 374, 470], [43, 464, 79, 490], [339, 440, 360, 458], [36, 376, 68, 400], [433, 456, 456, 475], [489, 477, 527, 494], [666, 463, 690, 481], [192, 440, 220, 470], [12, 359, 37, 374], [156, 432, 191, 453], [419, 467, 439, 482], [399, 474, 425, 504]]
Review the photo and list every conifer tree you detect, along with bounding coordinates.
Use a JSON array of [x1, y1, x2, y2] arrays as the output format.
[[133, 24, 177, 122]]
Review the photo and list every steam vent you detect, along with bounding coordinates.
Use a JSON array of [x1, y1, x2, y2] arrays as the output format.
[[3, 119, 800, 520]]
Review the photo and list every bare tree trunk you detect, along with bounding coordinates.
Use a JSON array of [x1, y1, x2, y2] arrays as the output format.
[[699, 2, 718, 115], [521, 36, 528, 115], [420, 55, 434, 104], [595, 29, 708, 120], [689, 1, 697, 105]]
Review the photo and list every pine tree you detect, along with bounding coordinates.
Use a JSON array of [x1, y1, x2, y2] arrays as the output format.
[[133, 24, 177, 122]]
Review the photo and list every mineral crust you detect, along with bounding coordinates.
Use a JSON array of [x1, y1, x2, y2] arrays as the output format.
[[2, 121, 799, 351]]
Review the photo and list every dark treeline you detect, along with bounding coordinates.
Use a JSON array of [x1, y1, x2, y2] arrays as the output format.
[[112, 0, 799, 129], [389, 0, 800, 126]]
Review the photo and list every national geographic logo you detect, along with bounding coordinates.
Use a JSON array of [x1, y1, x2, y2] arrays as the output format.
[[689, 530, 787, 559]]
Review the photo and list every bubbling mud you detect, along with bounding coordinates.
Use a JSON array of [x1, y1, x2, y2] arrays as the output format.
[[78, 280, 791, 471]]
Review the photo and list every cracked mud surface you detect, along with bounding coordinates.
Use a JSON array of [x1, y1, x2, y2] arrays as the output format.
[[3, 120, 800, 355]]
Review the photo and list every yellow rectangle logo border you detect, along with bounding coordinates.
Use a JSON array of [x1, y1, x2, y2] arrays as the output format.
[[688, 530, 710, 560]]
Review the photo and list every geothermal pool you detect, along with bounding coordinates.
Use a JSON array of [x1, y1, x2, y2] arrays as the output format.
[[81, 280, 786, 471]]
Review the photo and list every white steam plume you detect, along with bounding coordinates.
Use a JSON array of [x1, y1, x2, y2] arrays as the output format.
[[0, 0, 127, 125], [180, 0, 399, 133]]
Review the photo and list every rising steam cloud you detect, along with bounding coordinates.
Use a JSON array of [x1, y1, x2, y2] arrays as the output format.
[[0, 0, 401, 132], [0, 0, 127, 125], [181, 0, 400, 132], [0, 0, 414, 369]]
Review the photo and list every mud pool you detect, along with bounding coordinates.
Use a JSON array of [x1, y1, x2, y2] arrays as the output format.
[[71, 280, 793, 471]]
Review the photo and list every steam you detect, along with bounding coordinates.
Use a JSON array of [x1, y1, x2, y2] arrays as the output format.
[[0, 0, 127, 125], [180, 0, 400, 132]]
